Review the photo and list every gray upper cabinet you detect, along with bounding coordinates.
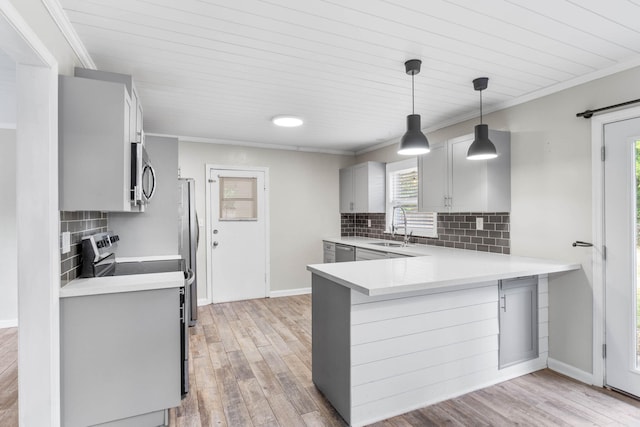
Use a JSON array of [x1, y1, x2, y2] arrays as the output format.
[[74, 68, 144, 145], [59, 76, 133, 212], [339, 162, 385, 213], [419, 130, 510, 213]]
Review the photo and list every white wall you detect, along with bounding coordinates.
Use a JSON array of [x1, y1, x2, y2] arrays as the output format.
[[3, 1, 83, 425], [0, 128, 17, 327], [0, 51, 16, 126], [109, 135, 180, 257], [357, 65, 640, 375], [179, 141, 353, 297]]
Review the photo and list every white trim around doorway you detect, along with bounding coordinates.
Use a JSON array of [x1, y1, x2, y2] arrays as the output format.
[[591, 105, 640, 388], [204, 164, 270, 305]]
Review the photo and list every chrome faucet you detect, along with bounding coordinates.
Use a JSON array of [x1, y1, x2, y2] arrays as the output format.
[[392, 206, 412, 247]]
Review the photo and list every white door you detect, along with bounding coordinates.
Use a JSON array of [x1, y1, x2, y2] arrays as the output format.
[[604, 117, 640, 396], [208, 167, 268, 303]]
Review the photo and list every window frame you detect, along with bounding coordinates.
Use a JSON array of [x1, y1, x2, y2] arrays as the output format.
[[385, 158, 438, 238]]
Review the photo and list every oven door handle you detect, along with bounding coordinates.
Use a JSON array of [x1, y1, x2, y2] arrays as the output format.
[[184, 269, 195, 286]]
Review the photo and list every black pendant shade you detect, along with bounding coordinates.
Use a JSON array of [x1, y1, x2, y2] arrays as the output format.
[[398, 59, 429, 155], [399, 114, 430, 155], [467, 124, 497, 160], [467, 77, 498, 160]]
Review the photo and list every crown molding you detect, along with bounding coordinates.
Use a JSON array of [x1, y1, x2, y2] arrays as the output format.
[[41, 0, 95, 69], [146, 132, 356, 156]]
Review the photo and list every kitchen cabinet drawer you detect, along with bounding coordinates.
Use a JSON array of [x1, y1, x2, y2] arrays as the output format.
[[355, 247, 409, 261], [419, 130, 510, 212], [499, 276, 538, 368], [339, 162, 385, 213], [355, 247, 387, 261], [387, 251, 408, 259], [59, 76, 134, 212]]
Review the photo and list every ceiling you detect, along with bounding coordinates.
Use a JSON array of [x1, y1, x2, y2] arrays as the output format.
[[56, 0, 640, 154]]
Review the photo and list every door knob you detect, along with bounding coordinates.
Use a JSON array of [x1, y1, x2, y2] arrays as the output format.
[[213, 241, 219, 247]]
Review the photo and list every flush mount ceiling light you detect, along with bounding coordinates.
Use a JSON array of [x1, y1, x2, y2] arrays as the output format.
[[467, 77, 498, 160], [398, 59, 430, 156], [272, 115, 303, 127]]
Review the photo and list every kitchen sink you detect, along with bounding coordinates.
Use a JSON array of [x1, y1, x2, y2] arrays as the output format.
[[371, 242, 405, 248]]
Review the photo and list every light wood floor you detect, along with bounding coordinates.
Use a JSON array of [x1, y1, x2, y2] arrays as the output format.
[[2, 295, 640, 426], [0, 327, 18, 427]]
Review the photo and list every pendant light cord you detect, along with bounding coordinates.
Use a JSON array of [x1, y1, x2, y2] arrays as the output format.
[[479, 89, 483, 124], [412, 73, 415, 115]]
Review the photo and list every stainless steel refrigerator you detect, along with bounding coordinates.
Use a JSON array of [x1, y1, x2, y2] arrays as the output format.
[[178, 178, 199, 326]]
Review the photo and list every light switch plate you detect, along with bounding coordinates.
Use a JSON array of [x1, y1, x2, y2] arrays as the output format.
[[476, 217, 484, 231], [367, 219, 372, 228], [62, 231, 71, 254]]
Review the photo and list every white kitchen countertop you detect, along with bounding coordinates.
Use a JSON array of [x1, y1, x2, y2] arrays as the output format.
[[308, 237, 581, 296], [60, 271, 184, 298]]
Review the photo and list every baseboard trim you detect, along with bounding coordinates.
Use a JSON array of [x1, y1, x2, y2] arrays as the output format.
[[548, 357, 593, 385], [270, 287, 311, 298], [197, 298, 211, 307], [0, 319, 18, 329]]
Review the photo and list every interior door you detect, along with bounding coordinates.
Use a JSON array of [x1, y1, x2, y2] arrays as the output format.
[[604, 117, 640, 396], [209, 168, 267, 303]]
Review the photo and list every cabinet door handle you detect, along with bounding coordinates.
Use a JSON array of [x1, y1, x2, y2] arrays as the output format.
[[500, 295, 507, 312]]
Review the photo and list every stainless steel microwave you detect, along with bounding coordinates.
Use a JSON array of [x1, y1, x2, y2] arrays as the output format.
[[131, 140, 156, 208]]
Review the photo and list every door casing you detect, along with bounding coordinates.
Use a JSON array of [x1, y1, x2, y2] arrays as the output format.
[[204, 164, 270, 304], [591, 105, 640, 387]]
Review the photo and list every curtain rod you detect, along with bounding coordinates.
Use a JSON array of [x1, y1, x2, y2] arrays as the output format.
[[576, 98, 640, 118]]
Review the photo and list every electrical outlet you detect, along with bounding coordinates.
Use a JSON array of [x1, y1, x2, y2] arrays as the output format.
[[62, 231, 71, 254], [476, 217, 484, 231], [367, 219, 372, 228]]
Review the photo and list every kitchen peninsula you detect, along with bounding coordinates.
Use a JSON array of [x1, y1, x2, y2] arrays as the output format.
[[307, 239, 580, 426]]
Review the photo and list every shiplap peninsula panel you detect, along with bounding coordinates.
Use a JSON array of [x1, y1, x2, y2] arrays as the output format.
[[311, 276, 550, 426], [349, 284, 499, 423]]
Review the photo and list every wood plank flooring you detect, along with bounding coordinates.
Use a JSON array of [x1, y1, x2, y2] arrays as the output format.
[[175, 294, 640, 427], [0, 327, 18, 427], [2, 295, 640, 426]]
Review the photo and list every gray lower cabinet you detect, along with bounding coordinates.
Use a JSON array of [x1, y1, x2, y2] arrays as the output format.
[[323, 243, 410, 263], [323, 241, 335, 263], [356, 247, 409, 261], [355, 247, 387, 261], [61, 288, 181, 427], [499, 276, 538, 368]]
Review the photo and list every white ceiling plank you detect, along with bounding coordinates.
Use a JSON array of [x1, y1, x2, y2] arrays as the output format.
[[380, 0, 624, 65], [64, 0, 576, 82], [444, 0, 638, 61], [505, 0, 640, 54], [57, 0, 640, 151]]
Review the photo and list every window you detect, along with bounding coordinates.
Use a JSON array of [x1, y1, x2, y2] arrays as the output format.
[[386, 159, 437, 238], [219, 177, 258, 220]]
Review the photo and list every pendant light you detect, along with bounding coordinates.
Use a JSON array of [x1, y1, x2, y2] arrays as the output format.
[[398, 59, 430, 155], [467, 77, 498, 160]]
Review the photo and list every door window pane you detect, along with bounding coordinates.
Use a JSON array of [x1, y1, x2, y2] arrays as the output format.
[[219, 177, 257, 220]]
